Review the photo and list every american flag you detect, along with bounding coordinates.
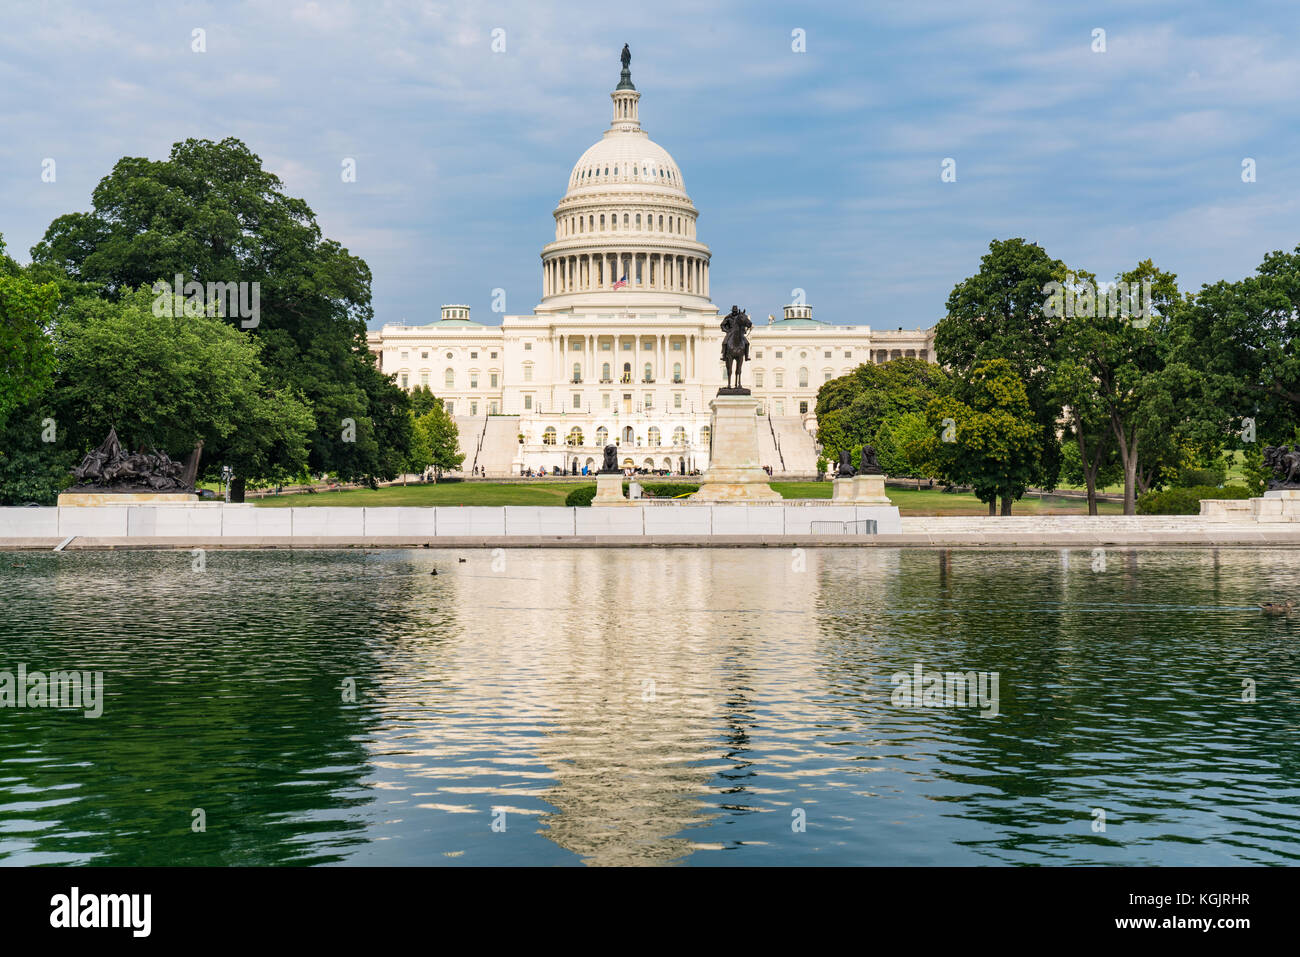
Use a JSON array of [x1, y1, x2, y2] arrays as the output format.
[[612, 273, 628, 290]]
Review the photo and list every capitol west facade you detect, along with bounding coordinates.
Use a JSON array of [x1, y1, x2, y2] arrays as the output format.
[[367, 57, 935, 476]]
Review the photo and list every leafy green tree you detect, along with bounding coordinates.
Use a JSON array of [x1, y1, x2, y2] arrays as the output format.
[[409, 386, 441, 417], [1053, 260, 1184, 513], [936, 238, 1066, 493], [1170, 245, 1300, 454], [815, 357, 949, 461], [926, 359, 1042, 514], [415, 401, 465, 477], [52, 287, 314, 486], [0, 237, 59, 433], [873, 412, 936, 488], [30, 137, 411, 498], [402, 412, 433, 483], [0, 401, 79, 505]]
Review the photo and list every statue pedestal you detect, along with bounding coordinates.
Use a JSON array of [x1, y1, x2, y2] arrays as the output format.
[[831, 475, 891, 504], [58, 491, 199, 506], [691, 394, 782, 502], [1254, 489, 1300, 522], [852, 473, 891, 504], [592, 472, 628, 507]]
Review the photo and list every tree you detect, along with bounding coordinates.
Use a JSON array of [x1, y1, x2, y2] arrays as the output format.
[[402, 412, 434, 483], [52, 287, 314, 486], [1170, 244, 1300, 453], [415, 401, 465, 477], [926, 359, 1042, 515], [873, 412, 936, 488], [409, 385, 440, 417], [30, 137, 411, 498], [815, 357, 949, 461], [936, 238, 1067, 495], [0, 236, 58, 433]]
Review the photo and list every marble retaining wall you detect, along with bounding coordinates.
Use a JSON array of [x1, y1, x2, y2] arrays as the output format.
[[0, 503, 903, 540]]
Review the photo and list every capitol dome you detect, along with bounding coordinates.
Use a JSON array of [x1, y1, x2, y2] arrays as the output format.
[[539, 49, 712, 313]]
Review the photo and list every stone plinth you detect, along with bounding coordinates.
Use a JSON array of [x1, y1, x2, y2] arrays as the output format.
[[58, 491, 199, 506], [1252, 489, 1300, 522], [831, 474, 891, 504], [852, 473, 891, 504], [592, 472, 629, 506], [691, 394, 782, 502]]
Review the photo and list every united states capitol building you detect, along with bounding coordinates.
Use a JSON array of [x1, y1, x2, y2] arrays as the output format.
[[367, 51, 934, 476]]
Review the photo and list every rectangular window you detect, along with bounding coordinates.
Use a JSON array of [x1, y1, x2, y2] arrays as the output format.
[[421, 351, 429, 359], [523, 366, 532, 382], [470, 401, 478, 416], [490, 373, 499, 388], [572, 393, 582, 409], [844, 350, 852, 358], [644, 393, 653, 409], [420, 372, 429, 387], [674, 393, 682, 409], [623, 341, 632, 350], [755, 372, 764, 387], [643, 341, 652, 350], [755, 349, 763, 359], [572, 341, 582, 351], [672, 341, 682, 351], [824, 350, 832, 358], [775, 399, 785, 415], [470, 374, 479, 388], [400, 374, 408, 389], [490, 401, 499, 414], [523, 343, 531, 351], [775, 372, 784, 387], [470, 351, 478, 359], [602, 393, 610, 409], [524, 394, 532, 410], [825, 372, 833, 382], [602, 341, 612, 350], [444, 400, 454, 414], [400, 351, 409, 361], [490, 352, 498, 359], [775, 350, 783, 359]]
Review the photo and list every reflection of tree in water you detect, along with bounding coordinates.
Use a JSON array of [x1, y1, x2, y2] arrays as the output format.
[[0, 551, 413, 865]]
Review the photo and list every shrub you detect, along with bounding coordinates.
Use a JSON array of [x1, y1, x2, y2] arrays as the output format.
[[1174, 464, 1228, 488], [565, 486, 597, 507], [640, 483, 699, 498], [1136, 484, 1251, 515]]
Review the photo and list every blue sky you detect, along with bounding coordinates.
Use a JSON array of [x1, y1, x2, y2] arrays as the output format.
[[2, 0, 1298, 331]]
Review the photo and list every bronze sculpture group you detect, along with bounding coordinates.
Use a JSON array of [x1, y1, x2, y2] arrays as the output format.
[[69, 428, 201, 492], [1263, 445, 1300, 488]]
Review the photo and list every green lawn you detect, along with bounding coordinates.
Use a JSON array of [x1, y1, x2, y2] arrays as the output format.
[[256, 481, 1123, 514]]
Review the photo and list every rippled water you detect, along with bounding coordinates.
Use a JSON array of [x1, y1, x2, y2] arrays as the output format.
[[0, 547, 1298, 866]]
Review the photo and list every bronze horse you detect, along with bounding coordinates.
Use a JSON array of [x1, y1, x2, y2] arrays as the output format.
[[720, 305, 752, 391]]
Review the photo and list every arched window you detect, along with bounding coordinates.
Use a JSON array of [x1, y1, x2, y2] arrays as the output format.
[[596, 426, 609, 447], [572, 362, 582, 383], [543, 427, 557, 445], [567, 427, 584, 446], [622, 426, 635, 445], [648, 426, 660, 446], [635, 214, 641, 229], [445, 368, 454, 388], [798, 367, 809, 388], [600, 214, 605, 230], [672, 362, 682, 382], [588, 215, 593, 231], [611, 214, 617, 231], [658, 215, 664, 230], [623, 213, 629, 227], [602, 362, 611, 381], [644, 362, 652, 381], [672, 426, 686, 445], [622, 362, 631, 384]]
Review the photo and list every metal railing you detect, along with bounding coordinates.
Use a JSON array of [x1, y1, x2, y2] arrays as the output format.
[[809, 520, 878, 535]]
